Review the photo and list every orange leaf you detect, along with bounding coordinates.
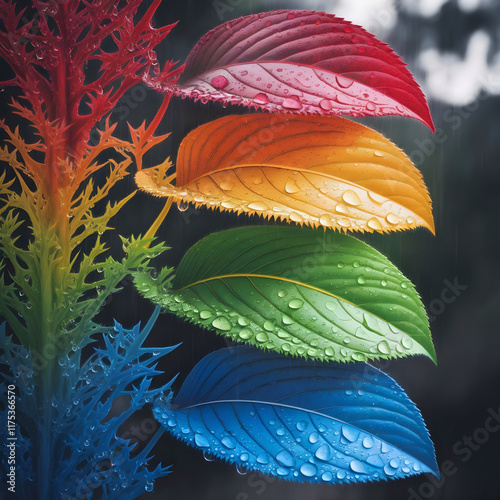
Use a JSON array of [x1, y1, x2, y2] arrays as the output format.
[[135, 114, 434, 234]]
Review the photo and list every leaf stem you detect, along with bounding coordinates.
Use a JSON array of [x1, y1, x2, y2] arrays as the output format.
[[144, 197, 173, 245]]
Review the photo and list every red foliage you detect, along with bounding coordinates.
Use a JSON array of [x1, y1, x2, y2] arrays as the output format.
[[0, 0, 182, 196]]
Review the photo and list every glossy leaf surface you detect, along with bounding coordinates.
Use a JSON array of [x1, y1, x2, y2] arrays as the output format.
[[135, 226, 435, 363], [145, 10, 433, 130], [154, 345, 438, 484], [136, 114, 434, 234]]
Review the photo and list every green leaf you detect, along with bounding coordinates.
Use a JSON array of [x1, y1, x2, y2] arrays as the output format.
[[139, 226, 435, 363]]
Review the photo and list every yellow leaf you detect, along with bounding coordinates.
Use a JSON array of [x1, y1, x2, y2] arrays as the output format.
[[135, 114, 434, 234]]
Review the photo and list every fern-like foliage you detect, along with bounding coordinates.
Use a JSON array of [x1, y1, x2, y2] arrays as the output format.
[[0, 308, 176, 499]]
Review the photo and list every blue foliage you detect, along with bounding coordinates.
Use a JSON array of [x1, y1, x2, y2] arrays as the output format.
[[154, 345, 438, 485], [0, 307, 177, 499]]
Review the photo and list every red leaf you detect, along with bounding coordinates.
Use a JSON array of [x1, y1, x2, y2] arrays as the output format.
[[147, 10, 433, 131]]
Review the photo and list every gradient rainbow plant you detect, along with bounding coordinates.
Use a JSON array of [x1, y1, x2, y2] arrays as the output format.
[[0, 2, 438, 498]]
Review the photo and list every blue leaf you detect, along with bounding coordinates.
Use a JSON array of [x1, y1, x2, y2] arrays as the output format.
[[154, 345, 438, 484]]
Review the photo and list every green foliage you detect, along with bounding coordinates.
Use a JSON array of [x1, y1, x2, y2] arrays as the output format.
[[133, 226, 435, 363]]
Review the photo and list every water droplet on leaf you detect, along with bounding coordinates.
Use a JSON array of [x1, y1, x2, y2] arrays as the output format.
[[211, 75, 229, 89], [195, 433, 210, 447], [288, 299, 303, 309], [342, 190, 362, 206], [212, 317, 231, 331], [276, 450, 295, 467]]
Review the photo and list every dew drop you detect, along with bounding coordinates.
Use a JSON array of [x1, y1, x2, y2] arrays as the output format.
[[362, 436, 375, 449], [238, 317, 250, 326], [367, 217, 383, 231], [236, 464, 248, 475], [277, 467, 289, 476], [282, 96, 302, 109], [319, 214, 333, 227], [337, 469, 346, 479], [253, 92, 269, 104], [357, 275, 366, 285], [221, 436, 236, 449], [337, 261, 345, 269], [256, 332, 269, 343], [383, 463, 397, 476], [282, 315, 293, 325], [278, 290, 287, 298], [377, 340, 391, 355], [290, 212, 303, 222], [381, 280, 387, 287], [341, 426, 359, 442], [240, 453, 249, 462], [199, 310, 212, 320], [300, 463, 317, 477], [325, 346, 335, 357], [350, 460, 367, 474], [296, 420, 308, 432], [238, 328, 253, 340], [319, 99, 333, 111], [263, 320, 275, 331], [211, 75, 229, 89], [309, 432, 320, 444], [252, 176, 263, 185], [285, 178, 301, 193], [368, 191, 386, 204], [248, 201, 269, 211], [336, 75, 353, 88], [337, 218, 351, 228], [276, 450, 295, 467], [194, 433, 210, 448], [322, 471, 333, 481], [335, 202, 349, 214], [342, 190, 362, 206], [167, 418, 177, 428], [212, 317, 231, 331], [288, 299, 303, 309], [315, 444, 333, 461], [256, 452, 270, 464], [385, 213, 399, 225], [352, 352, 366, 362], [401, 337, 413, 349], [366, 101, 376, 111], [282, 343, 291, 352]]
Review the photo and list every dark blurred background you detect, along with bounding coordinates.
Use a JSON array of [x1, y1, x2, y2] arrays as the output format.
[[3, 0, 500, 499]]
